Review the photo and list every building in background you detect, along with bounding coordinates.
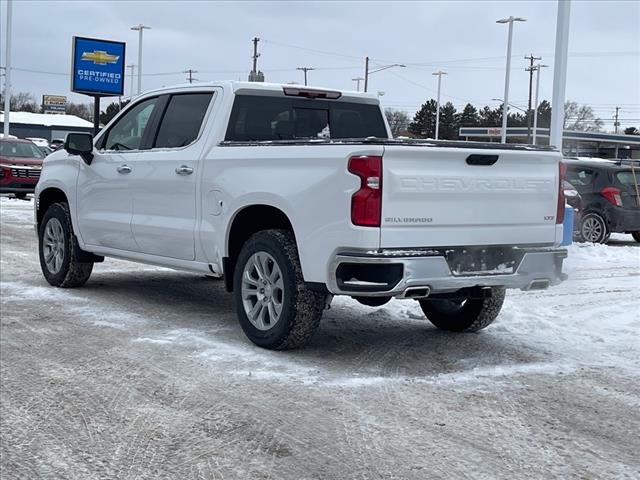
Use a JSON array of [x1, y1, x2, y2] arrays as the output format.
[[0, 111, 93, 141], [459, 126, 640, 159]]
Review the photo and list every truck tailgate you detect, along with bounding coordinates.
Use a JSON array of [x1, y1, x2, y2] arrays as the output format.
[[380, 146, 561, 248]]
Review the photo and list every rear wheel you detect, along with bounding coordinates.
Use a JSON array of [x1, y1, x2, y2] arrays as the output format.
[[418, 287, 505, 332], [38, 202, 93, 288], [233, 229, 326, 350], [579, 212, 609, 244], [632, 232, 640, 243]]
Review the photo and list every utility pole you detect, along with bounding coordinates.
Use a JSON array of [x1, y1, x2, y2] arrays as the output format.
[[550, 1, 571, 151], [532, 63, 548, 145], [364, 56, 370, 93], [614, 106, 621, 158], [252, 37, 260, 74], [126, 64, 135, 98], [296, 67, 314, 86], [131, 24, 151, 95], [432, 70, 447, 140], [184, 69, 198, 84], [3, 0, 13, 137], [248, 37, 264, 82], [352, 77, 364, 91], [525, 54, 542, 143]]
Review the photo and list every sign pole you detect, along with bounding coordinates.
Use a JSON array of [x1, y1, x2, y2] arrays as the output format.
[[93, 95, 100, 135]]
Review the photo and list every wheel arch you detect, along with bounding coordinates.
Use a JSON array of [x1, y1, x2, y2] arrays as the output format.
[[36, 187, 69, 228], [223, 204, 296, 292]]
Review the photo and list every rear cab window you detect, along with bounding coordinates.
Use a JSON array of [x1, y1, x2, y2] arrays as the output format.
[[225, 95, 387, 141]]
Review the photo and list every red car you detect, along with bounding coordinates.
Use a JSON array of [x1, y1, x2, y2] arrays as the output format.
[[0, 138, 45, 199]]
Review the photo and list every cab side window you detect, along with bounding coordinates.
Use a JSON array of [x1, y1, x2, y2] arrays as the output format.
[[154, 93, 213, 148], [102, 97, 158, 151]]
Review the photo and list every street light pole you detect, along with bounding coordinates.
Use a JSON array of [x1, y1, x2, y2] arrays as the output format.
[[432, 70, 447, 139], [131, 24, 151, 95], [352, 77, 364, 91], [496, 16, 526, 143], [532, 64, 548, 145], [364, 59, 406, 93], [3, 0, 13, 137]]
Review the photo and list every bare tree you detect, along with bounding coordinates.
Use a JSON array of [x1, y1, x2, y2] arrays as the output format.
[[0, 91, 39, 112], [66, 102, 93, 122], [564, 101, 603, 132], [385, 108, 410, 137]]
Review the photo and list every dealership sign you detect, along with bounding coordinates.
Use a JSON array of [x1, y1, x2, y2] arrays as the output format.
[[42, 95, 67, 114], [71, 36, 125, 96]]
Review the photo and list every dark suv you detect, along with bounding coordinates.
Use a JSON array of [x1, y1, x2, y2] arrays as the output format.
[[563, 158, 640, 243]]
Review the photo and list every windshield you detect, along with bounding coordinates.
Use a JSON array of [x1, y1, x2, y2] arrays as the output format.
[[225, 95, 388, 141], [0, 141, 44, 159]]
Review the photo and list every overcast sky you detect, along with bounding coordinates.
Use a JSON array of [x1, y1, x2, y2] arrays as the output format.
[[2, 0, 639, 130]]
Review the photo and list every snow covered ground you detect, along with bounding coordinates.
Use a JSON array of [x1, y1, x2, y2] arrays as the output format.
[[1, 195, 639, 479]]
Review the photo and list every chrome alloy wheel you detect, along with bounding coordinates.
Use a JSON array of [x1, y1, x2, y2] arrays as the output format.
[[43, 217, 65, 274], [581, 215, 605, 243], [241, 252, 284, 331]]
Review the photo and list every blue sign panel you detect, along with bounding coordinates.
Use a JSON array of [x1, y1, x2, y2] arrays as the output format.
[[71, 36, 125, 96]]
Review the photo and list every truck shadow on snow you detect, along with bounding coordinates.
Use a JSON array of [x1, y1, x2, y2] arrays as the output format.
[[83, 269, 550, 379]]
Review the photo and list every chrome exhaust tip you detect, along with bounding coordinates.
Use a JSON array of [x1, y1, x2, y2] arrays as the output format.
[[400, 286, 431, 299]]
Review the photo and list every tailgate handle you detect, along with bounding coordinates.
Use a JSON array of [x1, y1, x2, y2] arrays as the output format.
[[466, 154, 498, 166]]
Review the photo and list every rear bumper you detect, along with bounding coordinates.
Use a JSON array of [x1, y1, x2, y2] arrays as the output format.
[[328, 247, 567, 297], [607, 207, 640, 233]]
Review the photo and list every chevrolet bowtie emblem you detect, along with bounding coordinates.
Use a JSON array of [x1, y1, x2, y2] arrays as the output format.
[[81, 50, 120, 65]]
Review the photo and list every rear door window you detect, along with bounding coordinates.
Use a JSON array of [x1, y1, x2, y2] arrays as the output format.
[[225, 95, 386, 141], [616, 171, 639, 188], [154, 93, 213, 148], [566, 167, 595, 187]]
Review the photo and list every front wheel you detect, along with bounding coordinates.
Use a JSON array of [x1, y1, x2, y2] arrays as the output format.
[[233, 229, 327, 350], [632, 232, 640, 243], [38, 202, 93, 288], [418, 287, 506, 332]]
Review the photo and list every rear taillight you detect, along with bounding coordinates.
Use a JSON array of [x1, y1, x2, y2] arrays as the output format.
[[601, 186, 623, 207], [348, 155, 382, 227], [556, 162, 566, 224]]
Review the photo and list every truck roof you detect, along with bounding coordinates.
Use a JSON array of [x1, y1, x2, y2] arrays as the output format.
[[140, 81, 379, 103]]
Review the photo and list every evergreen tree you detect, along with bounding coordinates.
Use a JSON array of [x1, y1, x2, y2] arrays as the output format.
[[438, 102, 459, 140], [478, 105, 503, 127], [535, 100, 552, 128], [458, 103, 480, 127], [100, 100, 130, 125], [408, 100, 438, 138]]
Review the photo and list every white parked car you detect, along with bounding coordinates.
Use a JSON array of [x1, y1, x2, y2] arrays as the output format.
[[35, 82, 567, 349]]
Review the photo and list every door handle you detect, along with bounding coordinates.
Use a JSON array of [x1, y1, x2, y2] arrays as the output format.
[[117, 164, 132, 174], [175, 165, 194, 175]]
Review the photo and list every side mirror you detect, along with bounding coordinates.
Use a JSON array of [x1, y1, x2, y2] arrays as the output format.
[[65, 132, 94, 165]]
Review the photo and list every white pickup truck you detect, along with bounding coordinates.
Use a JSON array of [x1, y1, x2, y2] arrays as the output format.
[[35, 82, 567, 349]]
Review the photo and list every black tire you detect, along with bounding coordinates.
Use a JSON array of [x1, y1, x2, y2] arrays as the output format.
[[578, 212, 609, 244], [418, 287, 506, 332], [233, 229, 326, 350], [632, 232, 640, 243], [38, 202, 93, 288]]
